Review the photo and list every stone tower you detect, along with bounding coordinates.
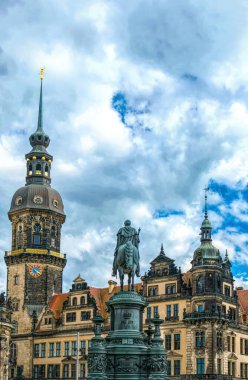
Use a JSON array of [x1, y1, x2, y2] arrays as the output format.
[[4, 71, 66, 338]]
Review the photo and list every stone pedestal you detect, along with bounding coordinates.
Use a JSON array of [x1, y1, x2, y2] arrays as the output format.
[[88, 291, 167, 380]]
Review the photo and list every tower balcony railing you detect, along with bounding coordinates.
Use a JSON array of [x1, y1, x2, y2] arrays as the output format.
[[5, 249, 66, 259], [183, 310, 234, 322]]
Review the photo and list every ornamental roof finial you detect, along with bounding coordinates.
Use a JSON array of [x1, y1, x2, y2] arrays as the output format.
[[40, 67, 45, 81], [204, 186, 209, 219]]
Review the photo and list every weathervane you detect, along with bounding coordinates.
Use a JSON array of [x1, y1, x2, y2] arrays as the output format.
[[40, 67, 45, 81], [204, 186, 209, 219]]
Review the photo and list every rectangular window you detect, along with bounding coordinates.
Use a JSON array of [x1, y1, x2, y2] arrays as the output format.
[[232, 337, 235, 353], [54, 364, 60, 378], [81, 311, 91, 321], [148, 286, 158, 296], [217, 358, 221, 374], [33, 234, 41, 246], [41, 343, 46, 358], [80, 340, 86, 355], [197, 358, 205, 374], [66, 312, 76, 322], [34, 344, 39, 358], [166, 305, 171, 317], [63, 364, 69, 378], [198, 304, 204, 312], [153, 306, 158, 317], [196, 331, 205, 348], [174, 360, 181, 375], [227, 336, 231, 351], [40, 365, 45, 378], [72, 341, 77, 356], [173, 304, 179, 317], [167, 360, 171, 376], [80, 363, 86, 378], [71, 363, 76, 378], [147, 307, 151, 320], [64, 341, 70, 356], [33, 366, 39, 379], [224, 285, 231, 296], [48, 364, 54, 379], [49, 342, 54, 357], [56, 342, 61, 357], [245, 339, 248, 355], [174, 334, 181, 350], [165, 335, 171, 351], [240, 338, 243, 354]]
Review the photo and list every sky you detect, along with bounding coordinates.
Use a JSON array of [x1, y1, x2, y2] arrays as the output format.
[[0, 0, 248, 292]]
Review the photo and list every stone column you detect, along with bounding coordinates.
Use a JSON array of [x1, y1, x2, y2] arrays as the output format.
[[88, 313, 107, 380], [147, 314, 167, 380]]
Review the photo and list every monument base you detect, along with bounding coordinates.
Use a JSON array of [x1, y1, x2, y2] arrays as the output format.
[[88, 291, 167, 379]]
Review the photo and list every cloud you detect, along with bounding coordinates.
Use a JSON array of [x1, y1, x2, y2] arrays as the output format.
[[0, 0, 247, 293]]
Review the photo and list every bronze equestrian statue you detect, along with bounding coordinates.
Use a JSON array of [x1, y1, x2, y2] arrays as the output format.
[[112, 220, 140, 291]]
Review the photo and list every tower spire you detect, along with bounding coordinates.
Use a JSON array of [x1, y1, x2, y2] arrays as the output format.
[[204, 186, 209, 219], [37, 67, 44, 132]]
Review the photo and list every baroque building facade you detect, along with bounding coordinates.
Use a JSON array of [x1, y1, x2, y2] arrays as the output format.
[[2, 75, 248, 379]]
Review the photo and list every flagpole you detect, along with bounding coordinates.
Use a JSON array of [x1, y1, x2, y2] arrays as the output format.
[[76, 332, 79, 380]]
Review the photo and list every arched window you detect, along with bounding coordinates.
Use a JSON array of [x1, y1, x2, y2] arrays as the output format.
[[217, 331, 223, 349], [45, 165, 49, 177], [35, 163, 42, 175], [80, 296, 85, 305], [28, 163, 32, 175], [196, 276, 205, 293], [51, 226, 56, 248], [17, 225, 22, 248], [72, 297, 78, 306], [33, 224, 41, 247], [10, 342, 17, 364]]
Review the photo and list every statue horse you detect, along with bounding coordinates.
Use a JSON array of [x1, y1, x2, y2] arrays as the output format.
[[116, 241, 139, 291]]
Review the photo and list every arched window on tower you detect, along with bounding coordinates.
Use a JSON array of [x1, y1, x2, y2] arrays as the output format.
[[17, 225, 22, 248], [28, 163, 32, 175], [51, 226, 56, 248], [80, 296, 85, 305], [33, 224, 41, 247], [44, 165, 49, 177], [10, 342, 17, 364], [196, 276, 205, 293], [72, 297, 78, 306], [35, 163, 42, 175]]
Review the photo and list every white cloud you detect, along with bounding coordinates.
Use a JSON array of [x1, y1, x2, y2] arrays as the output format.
[[0, 0, 247, 292]]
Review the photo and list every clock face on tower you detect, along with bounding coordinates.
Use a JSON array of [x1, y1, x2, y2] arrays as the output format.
[[29, 264, 43, 278]]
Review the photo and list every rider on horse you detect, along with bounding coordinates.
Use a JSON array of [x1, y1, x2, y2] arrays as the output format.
[[112, 220, 140, 277]]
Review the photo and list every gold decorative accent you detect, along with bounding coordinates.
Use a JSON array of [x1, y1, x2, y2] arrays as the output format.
[[48, 159, 52, 163], [41, 156, 46, 160], [26, 158, 30, 161], [32, 156, 36, 160], [6, 249, 65, 259], [40, 67, 45, 81]]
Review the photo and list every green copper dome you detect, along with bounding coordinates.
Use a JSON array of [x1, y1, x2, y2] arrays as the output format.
[[193, 241, 220, 261]]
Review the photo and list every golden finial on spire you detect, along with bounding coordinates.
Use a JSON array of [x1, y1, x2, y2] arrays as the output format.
[[40, 67, 45, 81]]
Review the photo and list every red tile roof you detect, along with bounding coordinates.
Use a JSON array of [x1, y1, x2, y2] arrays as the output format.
[[49, 293, 69, 320], [237, 289, 248, 314], [90, 283, 143, 320]]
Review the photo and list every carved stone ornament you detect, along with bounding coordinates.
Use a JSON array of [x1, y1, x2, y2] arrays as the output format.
[[146, 355, 167, 373], [88, 353, 107, 372]]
